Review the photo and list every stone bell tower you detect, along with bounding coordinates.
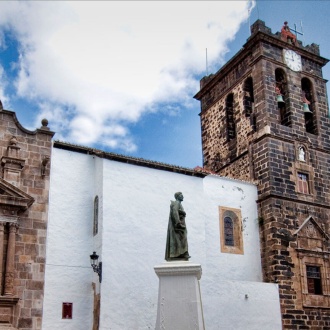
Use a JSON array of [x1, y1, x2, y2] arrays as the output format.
[[0, 105, 54, 330], [194, 20, 330, 328]]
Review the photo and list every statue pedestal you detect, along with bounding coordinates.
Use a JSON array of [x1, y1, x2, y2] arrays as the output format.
[[154, 261, 204, 330]]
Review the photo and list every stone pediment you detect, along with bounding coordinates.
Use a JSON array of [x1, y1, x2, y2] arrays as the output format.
[[0, 178, 34, 221], [294, 216, 329, 253]]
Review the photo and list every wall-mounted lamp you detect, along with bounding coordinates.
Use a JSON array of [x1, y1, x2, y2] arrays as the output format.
[[90, 251, 102, 283]]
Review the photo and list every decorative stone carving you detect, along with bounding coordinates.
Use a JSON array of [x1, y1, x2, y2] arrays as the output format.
[[40, 118, 50, 131], [294, 216, 329, 252], [304, 221, 317, 238], [1, 137, 25, 187], [41, 156, 50, 177]]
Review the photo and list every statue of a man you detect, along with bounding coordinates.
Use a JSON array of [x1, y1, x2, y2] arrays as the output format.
[[165, 192, 190, 261], [281, 21, 297, 46]]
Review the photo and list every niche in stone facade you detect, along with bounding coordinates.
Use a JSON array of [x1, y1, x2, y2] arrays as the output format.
[[293, 142, 314, 197], [294, 216, 330, 308], [298, 146, 306, 162], [275, 68, 291, 126], [301, 77, 317, 135]]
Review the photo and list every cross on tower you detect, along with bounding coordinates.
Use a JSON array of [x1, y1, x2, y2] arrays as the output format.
[[289, 22, 304, 38]]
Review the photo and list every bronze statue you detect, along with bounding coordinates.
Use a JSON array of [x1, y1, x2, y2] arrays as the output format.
[[165, 192, 190, 261]]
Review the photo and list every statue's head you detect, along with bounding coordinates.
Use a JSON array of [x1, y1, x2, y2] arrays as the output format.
[[174, 192, 183, 201]]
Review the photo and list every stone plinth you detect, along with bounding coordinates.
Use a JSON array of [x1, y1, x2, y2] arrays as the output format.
[[154, 261, 204, 330]]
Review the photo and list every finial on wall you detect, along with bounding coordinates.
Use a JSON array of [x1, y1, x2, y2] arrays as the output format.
[[40, 118, 50, 131]]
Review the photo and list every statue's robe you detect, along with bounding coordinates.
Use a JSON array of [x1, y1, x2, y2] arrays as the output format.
[[165, 200, 189, 260]]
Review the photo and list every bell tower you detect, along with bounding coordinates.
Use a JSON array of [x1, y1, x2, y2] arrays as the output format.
[[194, 20, 330, 328]]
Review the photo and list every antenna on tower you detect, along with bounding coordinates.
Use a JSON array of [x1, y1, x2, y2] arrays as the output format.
[[256, 1, 259, 19], [248, 1, 254, 35], [206, 48, 208, 76], [300, 20, 305, 45]]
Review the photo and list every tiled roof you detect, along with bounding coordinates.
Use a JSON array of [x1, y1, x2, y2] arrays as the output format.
[[53, 140, 208, 178]]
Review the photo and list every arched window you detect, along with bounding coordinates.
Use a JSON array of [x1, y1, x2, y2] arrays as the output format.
[[93, 196, 99, 236], [243, 77, 254, 117], [301, 78, 317, 134], [224, 216, 234, 246], [226, 93, 236, 140], [219, 207, 244, 254], [275, 68, 291, 126]]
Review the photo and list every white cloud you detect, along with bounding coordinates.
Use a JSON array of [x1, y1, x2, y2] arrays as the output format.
[[0, 1, 254, 152], [0, 64, 9, 107]]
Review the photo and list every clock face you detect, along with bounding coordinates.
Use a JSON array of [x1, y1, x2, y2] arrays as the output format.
[[283, 49, 302, 72]]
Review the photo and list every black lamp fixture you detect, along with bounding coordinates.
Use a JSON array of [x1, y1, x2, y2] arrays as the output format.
[[90, 251, 102, 283]]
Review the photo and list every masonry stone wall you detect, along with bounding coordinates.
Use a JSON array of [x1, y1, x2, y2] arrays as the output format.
[[259, 198, 330, 329], [0, 109, 54, 330], [196, 19, 330, 329], [200, 72, 256, 174]]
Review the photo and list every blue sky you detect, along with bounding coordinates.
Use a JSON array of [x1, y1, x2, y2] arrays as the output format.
[[0, 1, 329, 168]]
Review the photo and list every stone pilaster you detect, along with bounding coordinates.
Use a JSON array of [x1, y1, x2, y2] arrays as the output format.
[[4, 223, 18, 296], [0, 222, 5, 293]]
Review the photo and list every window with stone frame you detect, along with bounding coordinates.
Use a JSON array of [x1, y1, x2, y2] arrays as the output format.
[[306, 265, 322, 295], [294, 216, 330, 308], [219, 206, 243, 254], [297, 172, 309, 194], [93, 196, 99, 236]]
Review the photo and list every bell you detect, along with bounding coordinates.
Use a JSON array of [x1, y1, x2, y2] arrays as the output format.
[[303, 102, 312, 113], [276, 95, 285, 103]]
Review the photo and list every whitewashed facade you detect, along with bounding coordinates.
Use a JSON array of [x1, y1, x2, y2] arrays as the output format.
[[42, 142, 282, 330]]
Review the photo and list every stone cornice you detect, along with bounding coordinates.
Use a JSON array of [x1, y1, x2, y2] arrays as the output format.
[[0, 178, 34, 211], [0, 297, 19, 307], [257, 193, 330, 210], [154, 262, 202, 280], [0, 109, 55, 137]]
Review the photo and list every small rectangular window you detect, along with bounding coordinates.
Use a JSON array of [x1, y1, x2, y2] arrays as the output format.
[[93, 196, 99, 236], [297, 172, 309, 194], [306, 266, 322, 295], [62, 302, 73, 319]]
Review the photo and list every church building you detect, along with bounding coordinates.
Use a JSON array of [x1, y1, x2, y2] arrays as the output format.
[[0, 19, 329, 330]]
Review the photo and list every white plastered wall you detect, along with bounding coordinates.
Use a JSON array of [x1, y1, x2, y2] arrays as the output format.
[[43, 147, 282, 330], [42, 149, 95, 330]]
